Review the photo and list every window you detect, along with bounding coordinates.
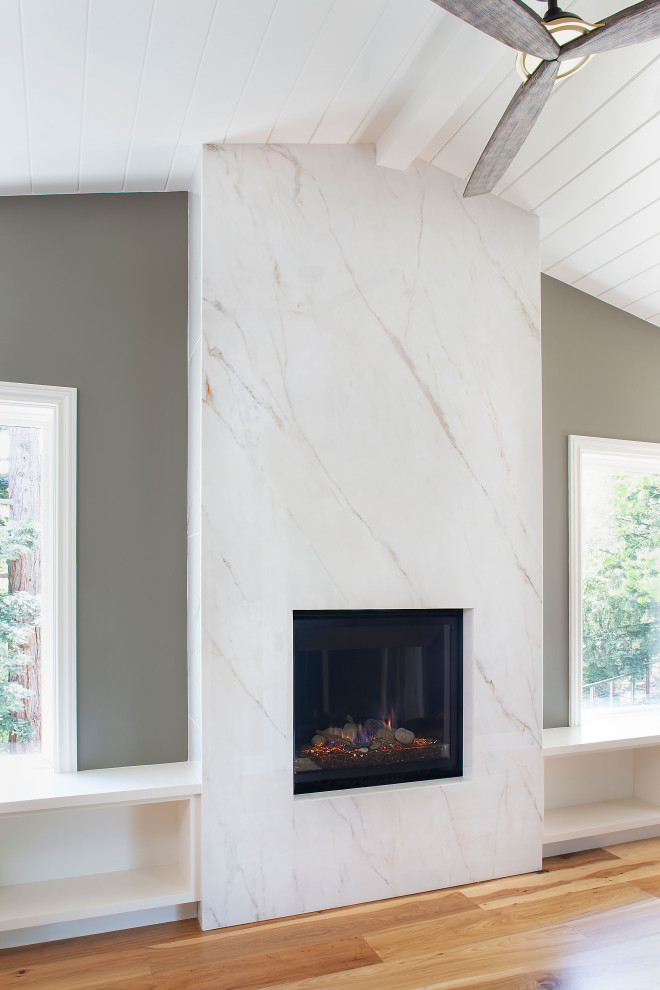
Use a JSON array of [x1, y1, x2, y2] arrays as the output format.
[[0, 382, 76, 771], [570, 435, 660, 725]]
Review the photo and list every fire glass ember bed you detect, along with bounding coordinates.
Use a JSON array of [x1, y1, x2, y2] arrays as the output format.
[[293, 609, 463, 794]]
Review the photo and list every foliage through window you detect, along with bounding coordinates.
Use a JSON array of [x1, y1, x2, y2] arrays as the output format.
[[0, 383, 76, 771], [0, 426, 43, 752], [571, 436, 660, 723]]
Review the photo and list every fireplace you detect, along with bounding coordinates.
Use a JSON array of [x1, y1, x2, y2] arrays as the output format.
[[293, 609, 463, 794]]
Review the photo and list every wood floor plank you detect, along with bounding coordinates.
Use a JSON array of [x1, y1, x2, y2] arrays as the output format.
[[462, 856, 660, 910], [456, 839, 660, 908], [569, 895, 660, 943], [1, 955, 150, 990], [365, 882, 653, 962], [146, 890, 479, 973], [629, 873, 660, 898], [604, 835, 660, 859], [267, 925, 588, 990], [0, 921, 199, 988], [540, 847, 621, 872], [170, 888, 477, 943], [96, 936, 382, 990], [0, 919, 199, 972], [522, 929, 660, 990], [427, 974, 564, 989], [278, 915, 660, 990]]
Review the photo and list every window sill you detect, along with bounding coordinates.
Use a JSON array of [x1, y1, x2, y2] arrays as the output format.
[[0, 761, 200, 815], [543, 713, 660, 757]]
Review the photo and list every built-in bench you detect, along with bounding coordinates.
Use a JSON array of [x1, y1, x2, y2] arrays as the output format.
[[0, 761, 200, 944], [544, 715, 660, 855]]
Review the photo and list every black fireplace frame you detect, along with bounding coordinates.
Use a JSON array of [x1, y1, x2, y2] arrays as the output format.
[[293, 608, 463, 795]]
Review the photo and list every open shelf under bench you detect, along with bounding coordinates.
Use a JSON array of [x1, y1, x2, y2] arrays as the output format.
[[0, 762, 200, 934], [0, 864, 192, 931], [543, 718, 660, 854]]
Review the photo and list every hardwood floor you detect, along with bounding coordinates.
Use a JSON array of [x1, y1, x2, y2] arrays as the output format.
[[4, 837, 660, 989]]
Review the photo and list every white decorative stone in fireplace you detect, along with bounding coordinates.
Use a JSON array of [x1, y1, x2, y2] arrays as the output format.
[[198, 144, 542, 930]]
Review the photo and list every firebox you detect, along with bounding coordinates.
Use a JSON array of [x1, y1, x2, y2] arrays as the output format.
[[293, 609, 463, 794]]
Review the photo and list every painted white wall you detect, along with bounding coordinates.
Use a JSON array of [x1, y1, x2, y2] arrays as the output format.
[[198, 144, 543, 929]]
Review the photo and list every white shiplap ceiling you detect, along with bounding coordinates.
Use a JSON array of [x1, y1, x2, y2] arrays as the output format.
[[3, 0, 659, 324]]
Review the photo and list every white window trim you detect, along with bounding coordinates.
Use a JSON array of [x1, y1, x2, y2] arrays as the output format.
[[569, 434, 660, 727], [0, 382, 76, 772]]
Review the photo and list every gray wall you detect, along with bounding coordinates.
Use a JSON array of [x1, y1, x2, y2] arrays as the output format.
[[0, 192, 188, 769], [542, 274, 660, 727]]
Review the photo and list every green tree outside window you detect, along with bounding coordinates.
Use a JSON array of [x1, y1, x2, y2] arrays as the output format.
[[583, 475, 660, 697]]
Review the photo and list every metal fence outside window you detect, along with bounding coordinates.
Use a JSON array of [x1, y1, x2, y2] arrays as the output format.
[[583, 661, 660, 710]]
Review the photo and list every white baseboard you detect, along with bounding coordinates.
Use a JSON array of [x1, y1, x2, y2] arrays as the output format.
[[0, 901, 199, 949]]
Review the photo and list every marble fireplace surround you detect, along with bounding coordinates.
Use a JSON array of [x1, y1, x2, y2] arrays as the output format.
[[197, 144, 543, 930]]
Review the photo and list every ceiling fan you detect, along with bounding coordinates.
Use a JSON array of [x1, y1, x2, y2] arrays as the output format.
[[431, 0, 660, 197]]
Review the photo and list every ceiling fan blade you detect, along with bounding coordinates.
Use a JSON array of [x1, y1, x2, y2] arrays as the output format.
[[431, 0, 560, 59], [464, 59, 559, 198], [559, 0, 660, 57]]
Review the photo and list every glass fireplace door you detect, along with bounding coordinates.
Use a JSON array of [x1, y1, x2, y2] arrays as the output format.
[[293, 609, 462, 794]]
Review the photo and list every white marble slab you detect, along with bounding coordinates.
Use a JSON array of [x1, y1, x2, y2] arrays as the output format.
[[199, 144, 542, 929]]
